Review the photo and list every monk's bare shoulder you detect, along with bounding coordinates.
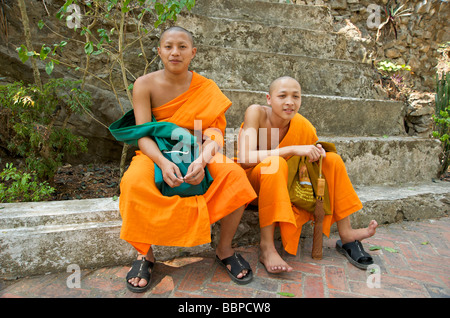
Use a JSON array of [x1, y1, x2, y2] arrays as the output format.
[[134, 70, 163, 92], [244, 104, 271, 129]]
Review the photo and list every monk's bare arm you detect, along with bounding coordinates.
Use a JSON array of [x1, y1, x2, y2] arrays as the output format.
[[133, 76, 165, 165], [239, 105, 324, 168], [133, 75, 184, 186], [239, 105, 292, 168]]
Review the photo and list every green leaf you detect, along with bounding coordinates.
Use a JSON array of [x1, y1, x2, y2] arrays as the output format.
[[112, 195, 118, 201], [38, 20, 45, 30], [16, 45, 30, 63], [45, 60, 54, 75], [384, 247, 398, 253], [40, 45, 51, 60], [369, 245, 382, 251], [278, 292, 295, 297], [421, 241, 430, 245], [84, 41, 94, 55], [154, 2, 164, 15], [92, 49, 104, 56]]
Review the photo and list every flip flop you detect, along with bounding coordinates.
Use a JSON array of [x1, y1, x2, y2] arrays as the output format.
[[336, 240, 373, 269], [126, 257, 154, 293], [216, 253, 253, 285]]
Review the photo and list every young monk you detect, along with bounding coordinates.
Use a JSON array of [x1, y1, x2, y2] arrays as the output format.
[[118, 26, 257, 292], [238, 76, 378, 273]]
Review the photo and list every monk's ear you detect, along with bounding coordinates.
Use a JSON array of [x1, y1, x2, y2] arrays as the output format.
[[191, 47, 197, 58], [266, 93, 271, 105]]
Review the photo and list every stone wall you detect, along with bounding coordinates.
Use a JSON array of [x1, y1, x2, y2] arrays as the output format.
[[290, 0, 450, 93], [296, 0, 449, 138], [0, 0, 448, 159], [0, 0, 159, 163]]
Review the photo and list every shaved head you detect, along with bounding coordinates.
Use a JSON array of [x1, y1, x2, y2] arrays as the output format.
[[268, 76, 301, 95], [160, 26, 194, 46]]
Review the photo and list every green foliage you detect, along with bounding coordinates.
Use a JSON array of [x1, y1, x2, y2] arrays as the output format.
[[151, 0, 196, 28], [377, 60, 411, 75], [16, 0, 197, 186], [0, 79, 91, 181], [376, 1, 412, 42], [433, 72, 450, 174], [0, 163, 55, 203], [22, 0, 196, 81], [376, 60, 412, 100]]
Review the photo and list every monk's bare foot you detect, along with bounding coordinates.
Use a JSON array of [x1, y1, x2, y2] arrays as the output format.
[[259, 246, 293, 274], [341, 220, 378, 244], [128, 254, 154, 288], [367, 220, 378, 237], [216, 247, 249, 279]]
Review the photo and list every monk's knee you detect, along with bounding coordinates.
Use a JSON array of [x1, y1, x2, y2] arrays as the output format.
[[323, 152, 345, 169], [120, 157, 155, 193], [260, 156, 288, 177], [227, 162, 249, 181]]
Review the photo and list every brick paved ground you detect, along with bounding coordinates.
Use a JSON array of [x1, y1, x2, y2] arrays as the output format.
[[1, 216, 449, 299]]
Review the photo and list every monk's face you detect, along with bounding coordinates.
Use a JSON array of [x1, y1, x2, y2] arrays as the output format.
[[266, 78, 301, 120], [158, 30, 197, 73]]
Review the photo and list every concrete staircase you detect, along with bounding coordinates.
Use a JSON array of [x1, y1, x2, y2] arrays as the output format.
[[181, 0, 446, 187], [1, 0, 449, 280]]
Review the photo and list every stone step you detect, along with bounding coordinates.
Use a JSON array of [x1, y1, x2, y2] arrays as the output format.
[[192, 45, 384, 99], [222, 90, 406, 136], [177, 13, 367, 62], [0, 198, 121, 230], [223, 134, 442, 186], [190, 0, 334, 31], [321, 136, 442, 186], [2, 182, 449, 279]]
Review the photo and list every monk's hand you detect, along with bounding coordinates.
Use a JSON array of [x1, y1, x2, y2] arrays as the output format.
[[315, 143, 326, 159], [161, 160, 184, 188], [184, 160, 205, 185], [296, 145, 324, 162]]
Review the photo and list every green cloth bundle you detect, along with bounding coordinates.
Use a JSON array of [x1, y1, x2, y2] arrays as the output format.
[[109, 110, 213, 197]]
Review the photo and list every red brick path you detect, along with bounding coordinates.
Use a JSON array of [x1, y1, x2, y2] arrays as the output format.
[[1, 217, 449, 299]]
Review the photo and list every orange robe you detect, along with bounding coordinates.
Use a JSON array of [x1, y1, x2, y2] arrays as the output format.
[[244, 113, 363, 255], [119, 72, 257, 255]]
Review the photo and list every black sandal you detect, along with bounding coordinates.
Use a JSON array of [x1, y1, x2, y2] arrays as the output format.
[[336, 240, 373, 269], [126, 257, 154, 293], [216, 253, 253, 285]]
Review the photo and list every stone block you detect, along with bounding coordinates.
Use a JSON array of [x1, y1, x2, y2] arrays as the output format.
[[222, 90, 406, 136]]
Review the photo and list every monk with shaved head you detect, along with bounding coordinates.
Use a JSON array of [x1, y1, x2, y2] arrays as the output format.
[[239, 76, 378, 273], [116, 26, 257, 292]]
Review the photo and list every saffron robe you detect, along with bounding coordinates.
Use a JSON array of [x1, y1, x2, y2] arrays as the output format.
[[244, 113, 363, 255], [119, 72, 257, 255]]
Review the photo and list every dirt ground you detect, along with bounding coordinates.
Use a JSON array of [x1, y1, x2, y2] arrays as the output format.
[[35, 162, 450, 201], [0, 154, 122, 202], [51, 163, 121, 201], [1, 156, 449, 203]]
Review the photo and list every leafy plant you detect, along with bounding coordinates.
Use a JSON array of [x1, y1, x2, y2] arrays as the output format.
[[0, 163, 55, 203], [17, 0, 196, 179], [433, 71, 450, 175], [376, 60, 412, 100], [0, 79, 91, 182], [377, 60, 411, 75], [376, 0, 412, 42]]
